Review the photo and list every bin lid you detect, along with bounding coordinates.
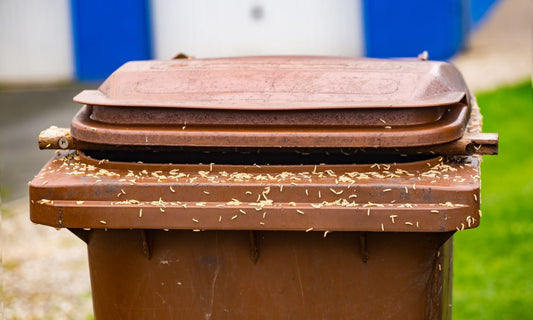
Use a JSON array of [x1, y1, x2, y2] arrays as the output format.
[[75, 56, 467, 109], [71, 56, 471, 148]]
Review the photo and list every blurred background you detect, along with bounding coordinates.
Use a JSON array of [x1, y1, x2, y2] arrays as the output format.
[[0, 0, 507, 83], [1, 0, 531, 319]]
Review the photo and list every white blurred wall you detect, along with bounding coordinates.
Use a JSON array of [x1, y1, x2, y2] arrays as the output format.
[[151, 0, 363, 59], [0, 0, 73, 83], [0, 0, 363, 83]]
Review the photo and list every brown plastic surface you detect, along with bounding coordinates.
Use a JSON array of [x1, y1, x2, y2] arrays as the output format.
[[30, 153, 480, 233], [83, 229, 452, 319], [70, 56, 472, 148], [39, 127, 499, 156], [90, 104, 445, 126], [71, 103, 469, 148], [73, 56, 468, 110]]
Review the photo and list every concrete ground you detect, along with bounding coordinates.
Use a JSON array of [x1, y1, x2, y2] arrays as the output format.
[[1, 86, 96, 319], [1, 0, 530, 318]]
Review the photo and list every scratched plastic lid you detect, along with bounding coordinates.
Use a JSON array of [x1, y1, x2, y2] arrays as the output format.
[[71, 56, 471, 148]]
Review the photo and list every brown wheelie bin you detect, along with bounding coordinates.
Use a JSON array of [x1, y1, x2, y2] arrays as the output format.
[[30, 56, 498, 319]]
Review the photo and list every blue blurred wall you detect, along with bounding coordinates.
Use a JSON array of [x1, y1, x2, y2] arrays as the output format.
[[71, 0, 152, 81], [362, 0, 498, 60], [470, 0, 499, 28]]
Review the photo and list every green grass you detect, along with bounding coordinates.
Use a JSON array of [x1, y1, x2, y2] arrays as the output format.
[[453, 80, 533, 319]]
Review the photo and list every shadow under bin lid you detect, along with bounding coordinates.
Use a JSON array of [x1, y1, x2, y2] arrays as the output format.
[[72, 56, 471, 148]]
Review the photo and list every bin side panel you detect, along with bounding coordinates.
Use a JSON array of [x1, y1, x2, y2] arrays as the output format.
[[87, 230, 452, 319], [440, 237, 453, 320]]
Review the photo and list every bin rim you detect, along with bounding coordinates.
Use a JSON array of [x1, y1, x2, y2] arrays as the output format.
[[29, 151, 481, 233]]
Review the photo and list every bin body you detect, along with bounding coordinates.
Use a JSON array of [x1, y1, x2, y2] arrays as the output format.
[[30, 56, 494, 319], [31, 152, 478, 320], [85, 230, 452, 319]]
